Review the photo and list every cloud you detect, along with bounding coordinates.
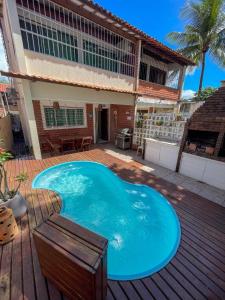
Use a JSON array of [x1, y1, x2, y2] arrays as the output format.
[[182, 89, 196, 100], [186, 66, 197, 76], [0, 32, 8, 71]]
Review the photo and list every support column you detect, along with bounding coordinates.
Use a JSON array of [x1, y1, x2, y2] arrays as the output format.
[[134, 40, 142, 91], [21, 80, 42, 159], [4, 1, 42, 158], [214, 124, 225, 157]]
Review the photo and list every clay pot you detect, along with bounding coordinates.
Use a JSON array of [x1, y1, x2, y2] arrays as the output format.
[[0, 206, 18, 245]]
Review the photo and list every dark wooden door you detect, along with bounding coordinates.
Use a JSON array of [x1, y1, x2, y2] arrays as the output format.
[[101, 109, 108, 140]]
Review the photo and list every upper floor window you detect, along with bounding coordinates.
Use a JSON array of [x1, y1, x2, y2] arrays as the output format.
[[83, 40, 118, 73], [149, 66, 166, 85], [19, 19, 78, 62], [17, 0, 135, 77], [139, 62, 147, 80]]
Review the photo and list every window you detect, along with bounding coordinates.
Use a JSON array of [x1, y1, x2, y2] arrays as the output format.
[[83, 40, 118, 73], [17, 0, 136, 77], [44, 107, 85, 128], [139, 62, 147, 80], [19, 18, 78, 62], [149, 66, 166, 85]]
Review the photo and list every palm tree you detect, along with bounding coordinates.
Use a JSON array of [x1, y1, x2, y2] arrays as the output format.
[[167, 0, 225, 94]]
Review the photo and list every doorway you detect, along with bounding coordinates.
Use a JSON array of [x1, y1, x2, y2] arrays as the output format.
[[97, 107, 109, 143]]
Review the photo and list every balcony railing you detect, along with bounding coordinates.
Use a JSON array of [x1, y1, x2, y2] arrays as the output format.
[[16, 0, 136, 77]]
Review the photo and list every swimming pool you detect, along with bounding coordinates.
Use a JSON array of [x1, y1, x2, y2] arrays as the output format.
[[32, 161, 181, 280]]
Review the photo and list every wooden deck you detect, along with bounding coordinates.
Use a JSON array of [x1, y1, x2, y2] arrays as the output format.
[[0, 148, 225, 300]]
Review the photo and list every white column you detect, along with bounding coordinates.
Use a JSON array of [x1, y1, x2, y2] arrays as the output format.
[[135, 40, 142, 90], [21, 80, 42, 159], [4, 1, 42, 159]]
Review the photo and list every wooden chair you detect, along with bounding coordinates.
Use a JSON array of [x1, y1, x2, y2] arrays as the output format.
[[80, 136, 92, 151], [46, 138, 62, 156]]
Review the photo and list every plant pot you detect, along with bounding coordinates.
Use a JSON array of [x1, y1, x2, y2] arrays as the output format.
[[0, 192, 27, 219]]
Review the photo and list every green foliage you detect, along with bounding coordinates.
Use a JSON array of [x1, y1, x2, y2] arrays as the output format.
[[0, 150, 13, 164], [0, 147, 28, 202], [136, 120, 143, 128], [167, 0, 225, 92], [193, 86, 217, 101], [15, 173, 28, 183]]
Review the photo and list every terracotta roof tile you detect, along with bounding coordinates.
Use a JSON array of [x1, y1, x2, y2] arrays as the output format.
[[0, 70, 140, 95], [0, 83, 9, 93]]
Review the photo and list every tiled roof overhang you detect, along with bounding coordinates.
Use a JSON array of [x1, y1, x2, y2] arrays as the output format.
[[53, 0, 195, 66], [0, 70, 140, 95]]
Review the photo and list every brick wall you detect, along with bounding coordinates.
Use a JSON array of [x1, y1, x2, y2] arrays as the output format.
[[138, 80, 179, 101], [110, 104, 135, 141], [33, 100, 94, 147]]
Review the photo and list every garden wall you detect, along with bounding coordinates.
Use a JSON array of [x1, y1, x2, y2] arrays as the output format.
[[0, 114, 13, 151]]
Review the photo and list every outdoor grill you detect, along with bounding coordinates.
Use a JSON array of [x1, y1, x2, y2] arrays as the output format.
[[115, 128, 133, 150]]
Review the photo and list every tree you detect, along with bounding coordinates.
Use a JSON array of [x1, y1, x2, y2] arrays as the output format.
[[193, 86, 217, 100], [167, 0, 225, 94]]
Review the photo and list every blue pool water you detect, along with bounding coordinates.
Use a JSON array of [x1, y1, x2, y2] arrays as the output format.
[[32, 161, 181, 280]]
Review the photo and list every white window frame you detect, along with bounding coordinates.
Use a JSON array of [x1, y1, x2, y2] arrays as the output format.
[[40, 101, 87, 130]]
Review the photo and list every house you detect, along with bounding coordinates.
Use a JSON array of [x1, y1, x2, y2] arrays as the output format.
[[0, 0, 194, 159]]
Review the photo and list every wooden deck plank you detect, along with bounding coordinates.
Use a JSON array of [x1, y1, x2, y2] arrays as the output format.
[[11, 219, 23, 300], [0, 148, 225, 300]]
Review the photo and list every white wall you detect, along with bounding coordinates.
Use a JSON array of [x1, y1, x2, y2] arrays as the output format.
[[25, 51, 135, 91], [179, 153, 225, 190], [144, 138, 180, 171], [30, 82, 135, 105]]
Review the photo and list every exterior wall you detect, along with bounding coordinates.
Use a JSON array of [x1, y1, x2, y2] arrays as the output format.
[[144, 138, 179, 171], [30, 82, 135, 105], [179, 152, 225, 190], [33, 100, 94, 148], [138, 80, 180, 101], [25, 51, 135, 92], [0, 114, 13, 151], [110, 104, 135, 141]]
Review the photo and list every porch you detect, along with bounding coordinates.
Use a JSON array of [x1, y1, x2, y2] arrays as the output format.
[[0, 147, 225, 299]]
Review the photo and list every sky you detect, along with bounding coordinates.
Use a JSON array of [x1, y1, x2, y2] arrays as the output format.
[[0, 0, 224, 98]]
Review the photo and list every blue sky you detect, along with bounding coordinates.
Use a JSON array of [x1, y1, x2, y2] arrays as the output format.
[[0, 0, 224, 97]]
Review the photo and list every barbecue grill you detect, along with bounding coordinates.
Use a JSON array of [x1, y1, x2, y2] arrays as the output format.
[[115, 128, 133, 150]]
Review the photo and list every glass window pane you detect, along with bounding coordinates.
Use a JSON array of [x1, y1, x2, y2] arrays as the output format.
[[44, 108, 56, 127], [67, 109, 76, 125], [75, 108, 84, 125], [55, 108, 66, 126], [21, 31, 28, 49]]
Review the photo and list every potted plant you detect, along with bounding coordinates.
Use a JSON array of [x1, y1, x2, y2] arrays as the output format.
[[0, 147, 28, 219]]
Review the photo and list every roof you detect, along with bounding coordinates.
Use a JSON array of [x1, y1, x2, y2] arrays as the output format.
[[0, 83, 9, 93], [54, 0, 195, 66], [0, 70, 139, 95]]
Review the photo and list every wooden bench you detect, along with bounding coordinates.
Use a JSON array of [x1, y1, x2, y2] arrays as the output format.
[[33, 213, 108, 300]]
